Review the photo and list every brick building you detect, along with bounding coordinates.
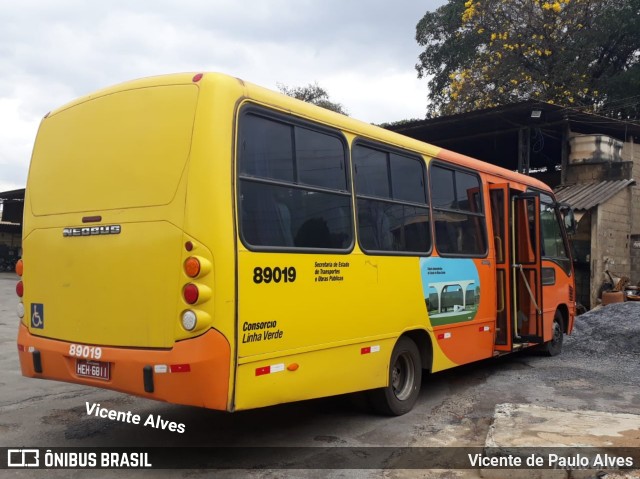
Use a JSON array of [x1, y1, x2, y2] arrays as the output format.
[[555, 136, 637, 308]]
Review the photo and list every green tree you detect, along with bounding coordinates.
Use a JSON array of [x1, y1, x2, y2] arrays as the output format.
[[416, 0, 640, 117], [277, 82, 348, 115]]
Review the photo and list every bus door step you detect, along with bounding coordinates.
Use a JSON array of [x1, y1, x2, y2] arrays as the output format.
[[513, 335, 543, 344]]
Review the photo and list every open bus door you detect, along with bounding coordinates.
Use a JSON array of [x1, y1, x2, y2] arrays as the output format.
[[512, 193, 544, 344], [489, 184, 511, 351], [489, 186, 544, 351]]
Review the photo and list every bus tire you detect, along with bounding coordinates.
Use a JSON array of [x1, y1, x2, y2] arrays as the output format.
[[368, 336, 422, 416], [543, 311, 564, 357]]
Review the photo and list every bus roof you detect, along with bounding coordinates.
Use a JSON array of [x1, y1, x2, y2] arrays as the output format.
[[48, 72, 552, 194]]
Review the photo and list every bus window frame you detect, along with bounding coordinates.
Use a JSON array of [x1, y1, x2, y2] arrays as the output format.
[[351, 138, 433, 257], [236, 104, 355, 254], [429, 160, 489, 259]]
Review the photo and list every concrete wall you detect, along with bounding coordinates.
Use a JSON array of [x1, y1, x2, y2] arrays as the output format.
[[631, 235, 640, 286], [621, 137, 640, 284], [590, 188, 632, 307], [564, 160, 633, 184], [622, 138, 640, 234]]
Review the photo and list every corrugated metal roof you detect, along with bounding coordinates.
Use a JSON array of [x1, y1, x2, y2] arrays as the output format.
[[554, 179, 636, 211]]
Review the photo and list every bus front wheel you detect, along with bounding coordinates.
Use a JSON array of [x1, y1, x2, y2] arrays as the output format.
[[369, 337, 422, 416], [543, 311, 564, 357]]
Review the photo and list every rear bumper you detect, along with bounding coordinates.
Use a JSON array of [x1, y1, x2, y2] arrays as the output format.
[[17, 323, 231, 410]]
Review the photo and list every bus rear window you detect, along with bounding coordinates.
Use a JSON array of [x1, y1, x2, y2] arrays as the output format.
[[29, 84, 198, 215]]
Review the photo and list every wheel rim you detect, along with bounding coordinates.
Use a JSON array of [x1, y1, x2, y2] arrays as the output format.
[[391, 352, 415, 401]]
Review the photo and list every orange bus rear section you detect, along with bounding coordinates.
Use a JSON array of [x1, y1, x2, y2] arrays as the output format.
[[17, 324, 231, 410], [15, 74, 235, 409], [16, 72, 575, 415]]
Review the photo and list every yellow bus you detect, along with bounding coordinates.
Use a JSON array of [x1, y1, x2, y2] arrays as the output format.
[[16, 72, 575, 415]]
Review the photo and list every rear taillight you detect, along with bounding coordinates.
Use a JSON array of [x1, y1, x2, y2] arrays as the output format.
[[181, 310, 197, 331], [16, 259, 23, 320], [184, 257, 201, 278], [183, 283, 199, 304], [179, 242, 213, 333], [15, 259, 23, 276], [15, 259, 23, 297]]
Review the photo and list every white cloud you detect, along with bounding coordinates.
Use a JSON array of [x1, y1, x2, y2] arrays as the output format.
[[0, 96, 41, 189], [324, 71, 427, 124], [0, 0, 446, 191]]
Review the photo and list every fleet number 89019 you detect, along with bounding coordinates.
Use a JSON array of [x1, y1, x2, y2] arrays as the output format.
[[69, 343, 103, 360], [253, 266, 296, 284]]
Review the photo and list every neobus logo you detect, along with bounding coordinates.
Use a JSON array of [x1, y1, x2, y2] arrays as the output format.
[[63, 225, 121, 237]]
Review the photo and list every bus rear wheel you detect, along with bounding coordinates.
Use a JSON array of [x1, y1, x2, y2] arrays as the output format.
[[369, 337, 422, 416]]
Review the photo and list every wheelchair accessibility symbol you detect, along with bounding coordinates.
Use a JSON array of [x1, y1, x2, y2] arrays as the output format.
[[31, 303, 44, 329]]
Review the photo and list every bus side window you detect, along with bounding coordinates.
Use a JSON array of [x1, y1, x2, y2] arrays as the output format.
[[430, 164, 487, 257], [353, 143, 430, 254], [238, 110, 352, 251], [434, 221, 454, 254], [357, 200, 394, 250], [240, 183, 294, 247]]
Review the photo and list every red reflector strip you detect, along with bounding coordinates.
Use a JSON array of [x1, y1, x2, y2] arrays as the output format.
[[479, 326, 491, 332], [437, 332, 452, 340], [17, 344, 25, 352], [169, 364, 191, 373], [361, 345, 380, 355], [255, 363, 285, 376]]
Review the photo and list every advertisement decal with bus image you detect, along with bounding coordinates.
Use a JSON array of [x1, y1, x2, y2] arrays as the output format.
[[420, 257, 480, 326]]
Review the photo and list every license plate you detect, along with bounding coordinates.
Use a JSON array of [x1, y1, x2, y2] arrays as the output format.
[[76, 359, 110, 381]]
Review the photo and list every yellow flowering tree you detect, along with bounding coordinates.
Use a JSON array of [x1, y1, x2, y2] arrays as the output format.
[[416, 0, 640, 116]]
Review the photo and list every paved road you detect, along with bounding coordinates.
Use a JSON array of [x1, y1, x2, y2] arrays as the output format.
[[1, 271, 639, 478]]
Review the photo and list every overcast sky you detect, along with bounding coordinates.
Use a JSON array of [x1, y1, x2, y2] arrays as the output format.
[[0, 0, 446, 192]]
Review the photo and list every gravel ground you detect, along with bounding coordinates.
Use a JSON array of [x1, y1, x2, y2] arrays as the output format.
[[557, 301, 640, 413], [566, 302, 640, 356]]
